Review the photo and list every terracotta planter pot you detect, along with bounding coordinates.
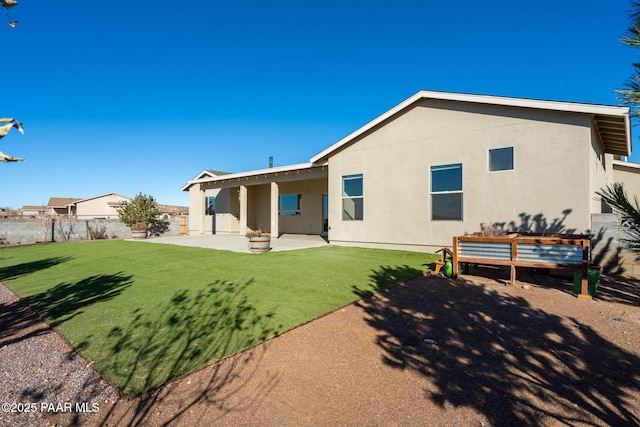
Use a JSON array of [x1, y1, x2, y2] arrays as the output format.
[[248, 235, 271, 253]]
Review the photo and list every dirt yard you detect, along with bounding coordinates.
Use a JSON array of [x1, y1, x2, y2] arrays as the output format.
[[1, 268, 639, 426]]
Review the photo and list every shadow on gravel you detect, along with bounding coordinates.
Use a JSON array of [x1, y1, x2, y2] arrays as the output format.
[[0, 292, 51, 347], [596, 275, 640, 307], [26, 273, 133, 327], [354, 270, 640, 427], [96, 279, 281, 427]]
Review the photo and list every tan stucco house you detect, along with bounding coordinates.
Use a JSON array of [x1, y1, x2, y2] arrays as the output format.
[[183, 90, 634, 253], [73, 192, 131, 219], [21, 193, 131, 219]]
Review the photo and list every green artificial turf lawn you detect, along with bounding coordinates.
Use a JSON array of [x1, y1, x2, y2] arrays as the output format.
[[0, 240, 435, 395]]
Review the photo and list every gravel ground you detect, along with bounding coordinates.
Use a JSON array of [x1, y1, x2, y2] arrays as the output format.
[[1, 268, 639, 426], [0, 285, 118, 427]]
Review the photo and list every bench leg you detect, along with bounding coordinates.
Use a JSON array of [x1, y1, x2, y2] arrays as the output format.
[[510, 265, 517, 285], [434, 262, 444, 274]]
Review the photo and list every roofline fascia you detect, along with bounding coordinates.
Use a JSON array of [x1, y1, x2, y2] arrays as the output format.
[[73, 192, 131, 205], [613, 159, 640, 169], [310, 90, 632, 163], [182, 162, 328, 191]]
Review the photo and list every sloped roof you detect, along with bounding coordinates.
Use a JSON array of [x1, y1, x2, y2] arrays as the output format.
[[73, 192, 131, 204], [310, 90, 632, 163], [182, 162, 327, 190], [47, 197, 82, 207]]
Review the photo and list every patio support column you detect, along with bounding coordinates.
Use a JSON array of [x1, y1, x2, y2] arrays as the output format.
[[270, 181, 279, 237], [239, 185, 248, 236], [199, 187, 207, 234]]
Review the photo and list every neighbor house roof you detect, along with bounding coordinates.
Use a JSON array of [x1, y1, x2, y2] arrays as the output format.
[[310, 90, 632, 163], [73, 192, 131, 205], [190, 170, 231, 181], [47, 197, 82, 207]]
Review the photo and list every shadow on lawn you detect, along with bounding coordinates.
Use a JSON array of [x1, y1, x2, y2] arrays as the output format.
[[0, 256, 72, 281], [355, 270, 640, 426], [97, 279, 281, 427], [1, 270, 131, 347], [26, 273, 133, 327]]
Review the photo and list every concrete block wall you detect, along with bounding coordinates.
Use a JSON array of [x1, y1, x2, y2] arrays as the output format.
[[0, 216, 188, 245]]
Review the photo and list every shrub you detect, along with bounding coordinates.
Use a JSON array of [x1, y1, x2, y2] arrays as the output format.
[[117, 193, 159, 228]]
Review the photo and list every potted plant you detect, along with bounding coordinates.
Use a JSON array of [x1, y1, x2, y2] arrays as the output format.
[[117, 193, 160, 239], [246, 229, 271, 253]]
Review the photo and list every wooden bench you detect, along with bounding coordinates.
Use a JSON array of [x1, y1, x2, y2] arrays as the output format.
[[452, 233, 593, 300]]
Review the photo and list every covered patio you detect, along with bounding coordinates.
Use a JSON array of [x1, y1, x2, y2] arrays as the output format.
[[183, 163, 328, 238]]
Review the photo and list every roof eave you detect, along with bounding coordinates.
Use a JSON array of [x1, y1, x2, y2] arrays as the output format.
[[310, 90, 633, 163], [182, 162, 328, 190]]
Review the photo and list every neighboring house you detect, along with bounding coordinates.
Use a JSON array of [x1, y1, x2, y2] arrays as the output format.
[[21, 205, 52, 217], [47, 197, 82, 216], [20, 193, 187, 220], [21, 193, 131, 219], [183, 90, 635, 254], [73, 193, 131, 219]]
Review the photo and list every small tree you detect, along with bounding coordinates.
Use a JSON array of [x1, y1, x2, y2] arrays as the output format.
[[597, 183, 640, 260], [117, 193, 160, 230]]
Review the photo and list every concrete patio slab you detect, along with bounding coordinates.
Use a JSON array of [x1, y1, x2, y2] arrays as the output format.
[[138, 233, 328, 253]]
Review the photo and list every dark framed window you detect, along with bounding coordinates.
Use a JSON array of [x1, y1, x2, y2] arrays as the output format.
[[279, 194, 301, 216], [205, 196, 216, 215], [489, 147, 514, 171], [431, 163, 463, 221], [342, 174, 363, 220]]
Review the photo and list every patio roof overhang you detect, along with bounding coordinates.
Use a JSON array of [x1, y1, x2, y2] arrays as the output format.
[[182, 162, 328, 191]]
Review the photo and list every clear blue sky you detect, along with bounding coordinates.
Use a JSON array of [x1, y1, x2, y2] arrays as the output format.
[[1, 0, 638, 209]]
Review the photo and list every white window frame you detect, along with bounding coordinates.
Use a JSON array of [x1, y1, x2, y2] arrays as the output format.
[[430, 163, 463, 221], [342, 174, 364, 221]]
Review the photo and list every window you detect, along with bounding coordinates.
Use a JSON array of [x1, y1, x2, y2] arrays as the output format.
[[279, 194, 301, 216], [431, 163, 463, 221], [205, 196, 215, 215], [342, 174, 363, 220], [489, 147, 514, 171]]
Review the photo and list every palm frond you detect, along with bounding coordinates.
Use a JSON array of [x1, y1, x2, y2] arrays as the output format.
[[597, 183, 640, 260]]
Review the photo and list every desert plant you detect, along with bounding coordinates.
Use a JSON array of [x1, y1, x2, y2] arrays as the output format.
[[117, 193, 159, 229], [88, 224, 108, 240], [55, 216, 77, 241], [597, 183, 640, 260], [479, 222, 505, 237], [246, 229, 266, 238]]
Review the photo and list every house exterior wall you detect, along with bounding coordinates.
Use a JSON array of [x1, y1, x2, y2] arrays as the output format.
[[328, 99, 598, 251], [608, 162, 640, 274], [188, 186, 237, 234], [75, 194, 130, 219], [248, 184, 271, 232], [277, 178, 328, 235], [613, 162, 640, 199]]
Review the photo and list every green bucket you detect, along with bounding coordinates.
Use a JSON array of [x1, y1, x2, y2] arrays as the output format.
[[444, 260, 453, 278], [573, 266, 600, 296]]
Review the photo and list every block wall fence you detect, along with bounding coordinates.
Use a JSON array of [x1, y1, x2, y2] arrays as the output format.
[[0, 216, 188, 245]]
